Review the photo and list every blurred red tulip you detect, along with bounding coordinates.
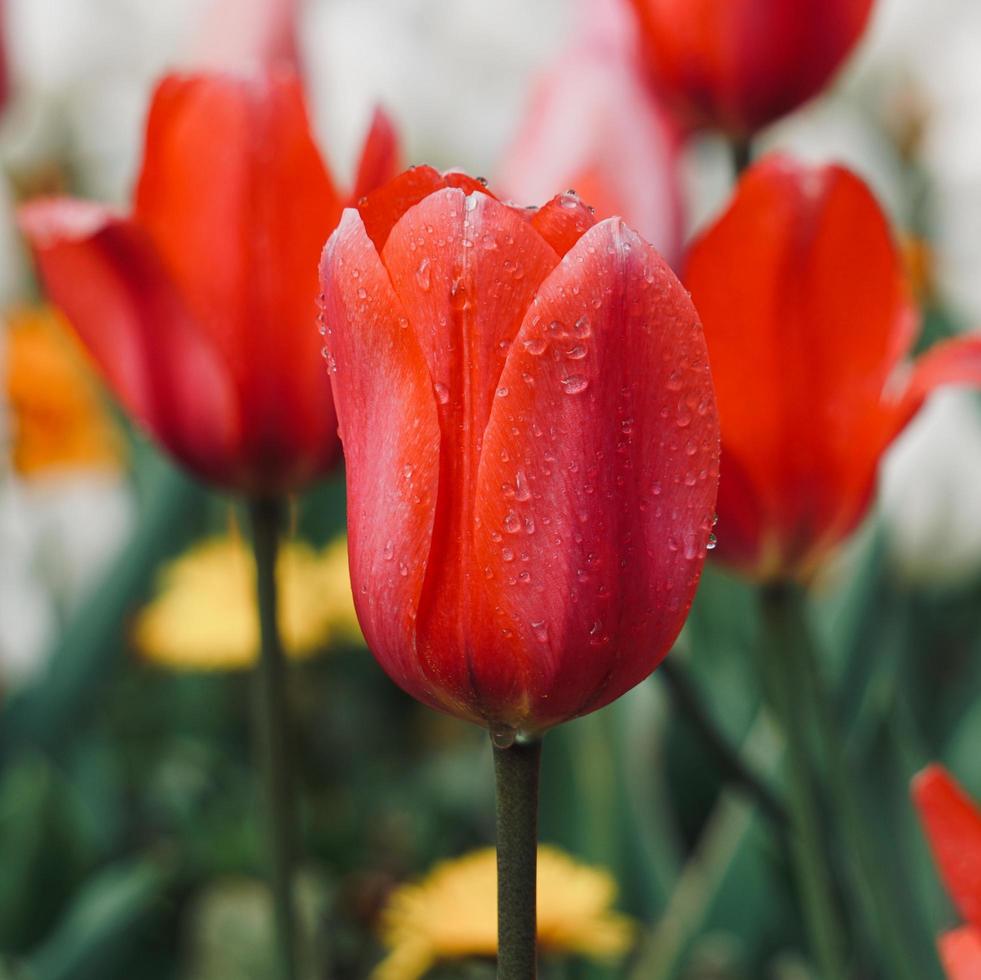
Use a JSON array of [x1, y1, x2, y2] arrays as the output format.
[[498, 0, 684, 264], [188, 0, 300, 76], [913, 766, 981, 980], [319, 168, 719, 734], [19, 75, 399, 494], [685, 155, 981, 582], [627, 0, 875, 136]]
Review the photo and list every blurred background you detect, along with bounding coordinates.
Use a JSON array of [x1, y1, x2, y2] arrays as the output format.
[[2, 0, 981, 977]]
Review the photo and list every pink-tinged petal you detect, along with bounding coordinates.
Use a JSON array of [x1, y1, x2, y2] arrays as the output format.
[[350, 107, 401, 204], [940, 926, 981, 980], [894, 334, 981, 434], [498, 0, 683, 263], [527, 191, 598, 257], [913, 765, 981, 931], [319, 210, 446, 715], [472, 218, 719, 730], [135, 71, 342, 490], [357, 166, 494, 253], [19, 198, 240, 484], [380, 188, 561, 721], [685, 155, 916, 580], [186, 0, 300, 77]]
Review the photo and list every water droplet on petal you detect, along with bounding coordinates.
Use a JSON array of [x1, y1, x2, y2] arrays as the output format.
[[560, 375, 589, 395]]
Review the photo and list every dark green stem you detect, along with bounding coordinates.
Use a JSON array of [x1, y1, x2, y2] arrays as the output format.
[[787, 590, 921, 980], [493, 736, 543, 980], [660, 658, 787, 827], [250, 496, 297, 980], [730, 137, 752, 176], [760, 587, 848, 980]]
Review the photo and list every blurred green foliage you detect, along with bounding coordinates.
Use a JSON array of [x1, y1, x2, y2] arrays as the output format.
[[1, 431, 980, 978]]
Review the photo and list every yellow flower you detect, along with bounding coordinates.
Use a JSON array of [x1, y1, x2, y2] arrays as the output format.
[[5, 305, 123, 477], [134, 533, 363, 670], [373, 846, 635, 979]]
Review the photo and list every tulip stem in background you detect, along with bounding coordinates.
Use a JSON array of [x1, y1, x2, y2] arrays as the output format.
[[659, 659, 787, 827], [493, 736, 543, 979], [250, 496, 298, 980], [760, 587, 847, 980], [730, 138, 752, 177], [779, 587, 923, 980]]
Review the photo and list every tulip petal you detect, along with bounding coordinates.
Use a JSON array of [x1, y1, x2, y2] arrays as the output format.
[[913, 765, 981, 931], [319, 209, 446, 714], [380, 188, 561, 721], [357, 166, 494, 253], [896, 333, 981, 433], [350, 106, 401, 204], [472, 218, 718, 729], [527, 191, 598, 258], [685, 155, 916, 578], [19, 198, 240, 482], [940, 926, 981, 980], [135, 71, 341, 488]]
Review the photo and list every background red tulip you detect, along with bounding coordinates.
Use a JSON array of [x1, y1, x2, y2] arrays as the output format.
[[627, 0, 875, 136], [685, 155, 981, 582], [19, 72, 399, 494], [319, 169, 719, 734], [913, 766, 981, 980], [498, 0, 684, 265]]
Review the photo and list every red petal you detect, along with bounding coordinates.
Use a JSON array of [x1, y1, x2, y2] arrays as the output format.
[[472, 218, 719, 730], [685, 155, 915, 580], [357, 166, 495, 253], [940, 926, 981, 980], [379, 188, 560, 724], [135, 71, 341, 489], [498, 0, 683, 262], [186, 0, 300, 76], [629, 0, 874, 135], [895, 334, 981, 433], [350, 106, 401, 204], [319, 210, 446, 715], [913, 766, 981, 931], [527, 191, 598, 257], [19, 199, 240, 483]]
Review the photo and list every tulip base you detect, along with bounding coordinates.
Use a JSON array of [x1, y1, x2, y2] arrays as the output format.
[[250, 496, 298, 980], [493, 735, 543, 980]]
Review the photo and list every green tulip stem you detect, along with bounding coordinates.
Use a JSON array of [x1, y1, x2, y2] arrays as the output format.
[[250, 495, 298, 980], [783, 587, 921, 980], [760, 586, 848, 980], [493, 734, 543, 980]]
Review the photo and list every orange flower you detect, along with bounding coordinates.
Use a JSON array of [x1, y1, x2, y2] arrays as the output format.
[[5, 306, 123, 477]]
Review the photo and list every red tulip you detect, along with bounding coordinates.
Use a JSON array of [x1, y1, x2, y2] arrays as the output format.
[[913, 766, 981, 980], [685, 155, 981, 582], [627, 0, 875, 136], [319, 168, 719, 734], [498, 0, 684, 264], [19, 75, 399, 494]]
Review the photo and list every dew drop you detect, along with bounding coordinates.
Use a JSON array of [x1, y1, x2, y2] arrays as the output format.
[[434, 382, 450, 404], [560, 375, 589, 395], [523, 337, 547, 356], [565, 344, 587, 360], [491, 724, 516, 749], [415, 257, 431, 290]]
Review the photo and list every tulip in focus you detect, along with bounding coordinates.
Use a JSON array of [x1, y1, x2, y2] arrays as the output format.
[[320, 167, 719, 736], [18, 10, 399, 495], [685, 155, 981, 582], [627, 0, 875, 137], [912, 766, 981, 980]]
